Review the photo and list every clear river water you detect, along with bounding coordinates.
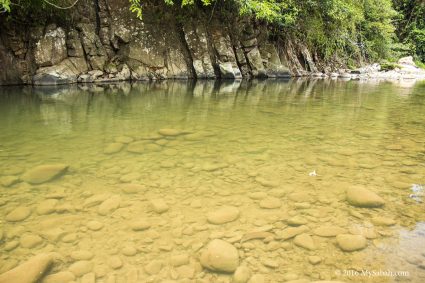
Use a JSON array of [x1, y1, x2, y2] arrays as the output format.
[[0, 79, 424, 283]]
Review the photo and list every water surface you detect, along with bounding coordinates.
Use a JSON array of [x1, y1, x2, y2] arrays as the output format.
[[0, 79, 424, 283]]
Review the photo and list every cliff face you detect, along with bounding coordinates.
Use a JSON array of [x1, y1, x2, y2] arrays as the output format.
[[0, 0, 320, 86]]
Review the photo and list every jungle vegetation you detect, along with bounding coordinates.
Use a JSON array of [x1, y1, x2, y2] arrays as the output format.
[[1, 0, 424, 64]]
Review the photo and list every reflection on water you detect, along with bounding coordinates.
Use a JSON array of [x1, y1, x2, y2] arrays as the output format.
[[0, 79, 424, 283]]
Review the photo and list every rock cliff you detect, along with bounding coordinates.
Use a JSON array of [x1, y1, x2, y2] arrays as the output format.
[[0, 0, 331, 85]]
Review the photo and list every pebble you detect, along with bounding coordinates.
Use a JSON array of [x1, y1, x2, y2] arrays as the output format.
[[42, 271, 75, 283], [313, 226, 347, 237], [104, 143, 124, 154], [259, 197, 281, 209], [279, 225, 309, 240], [233, 266, 251, 283], [145, 143, 162, 152], [371, 216, 396, 226], [200, 239, 239, 273], [121, 183, 145, 194], [36, 199, 58, 215], [262, 259, 279, 268], [115, 136, 134, 143], [255, 177, 278, 187], [336, 234, 367, 251], [144, 260, 163, 275], [86, 220, 104, 231], [81, 272, 95, 283], [0, 176, 20, 187], [293, 233, 316, 250], [150, 199, 169, 213], [5, 207, 32, 222], [68, 260, 93, 277], [70, 250, 94, 261], [158, 128, 184, 136], [126, 141, 146, 153], [4, 240, 19, 251], [287, 216, 308, 226], [130, 219, 151, 231], [288, 192, 312, 202], [346, 186, 385, 208], [170, 254, 189, 267], [248, 192, 268, 200], [207, 206, 240, 224], [21, 164, 68, 184], [248, 274, 265, 283], [98, 195, 121, 215], [20, 233, 43, 248], [122, 245, 137, 256], [108, 256, 123, 269], [308, 256, 322, 265]]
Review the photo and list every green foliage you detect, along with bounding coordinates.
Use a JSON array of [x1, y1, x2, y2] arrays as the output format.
[[380, 61, 402, 71], [393, 0, 425, 62], [0, 0, 11, 12]]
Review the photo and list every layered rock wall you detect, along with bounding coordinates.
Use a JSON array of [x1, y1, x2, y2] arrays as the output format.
[[0, 0, 308, 86]]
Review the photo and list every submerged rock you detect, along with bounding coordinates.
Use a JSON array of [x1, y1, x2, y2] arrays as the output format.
[[103, 143, 124, 154], [150, 199, 169, 213], [233, 266, 251, 283], [158, 128, 184, 136], [207, 206, 240, 224], [336, 234, 367, 251], [200, 239, 239, 273], [346, 186, 385, 208], [293, 233, 316, 250], [313, 226, 347, 237], [0, 253, 54, 283], [5, 207, 32, 222], [21, 164, 69, 184], [259, 197, 281, 209]]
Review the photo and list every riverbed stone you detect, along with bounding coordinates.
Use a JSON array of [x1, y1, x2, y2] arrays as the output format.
[[36, 199, 58, 215], [21, 164, 69, 184], [313, 226, 347, 237], [20, 233, 43, 248], [104, 143, 124, 154], [144, 260, 163, 275], [293, 233, 316, 250], [5, 207, 31, 222], [0, 253, 54, 283], [346, 186, 385, 208], [126, 141, 146, 153], [121, 183, 145, 194], [170, 254, 189, 267], [336, 234, 367, 251], [130, 219, 151, 231], [42, 271, 75, 283], [200, 239, 239, 273], [259, 197, 281, 209], [233, 265, 251, 283], [150, 199, 169, 213], [114, 136, 134, 143], [0, 176, 20, 187], [371, 216, 396, 226], [71, 250, 94, 261], [87, 220, 104, 231], [207, 206, 240, 224], [69, 260, 93, 277], [248, 274, 265, 283], [108, 256, 122, 269], [308, 256, 322, 265], [158, 128, 184, 136], [98, 195, 121, 215], [279, 225, 309, 240]]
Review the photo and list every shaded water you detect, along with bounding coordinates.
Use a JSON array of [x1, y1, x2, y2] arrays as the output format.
[[0, 79, 425, 283]]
